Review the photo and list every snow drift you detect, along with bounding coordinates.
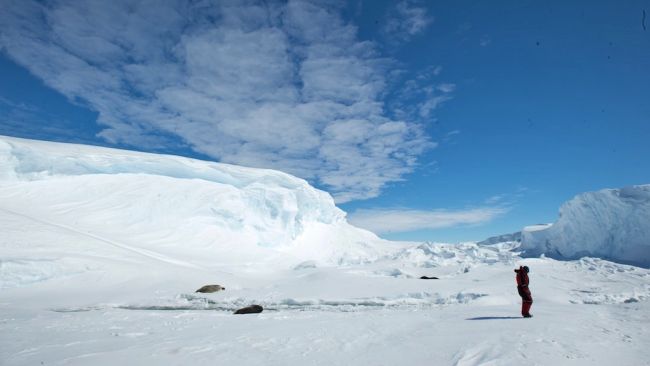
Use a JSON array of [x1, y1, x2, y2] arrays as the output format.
[[521, 185, 650, 267], [0, 135, 383, 271]]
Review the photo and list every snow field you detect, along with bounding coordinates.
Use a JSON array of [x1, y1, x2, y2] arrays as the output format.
[[2, 254, 649, 365], [2, 214, 649, 365], [1, 135, 649, 365]]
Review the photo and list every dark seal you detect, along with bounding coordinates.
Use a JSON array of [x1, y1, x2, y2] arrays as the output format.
[[234, 305, 263, 314]]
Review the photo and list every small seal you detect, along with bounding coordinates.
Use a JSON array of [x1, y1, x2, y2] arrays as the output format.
[[234, 305, 263, 314], [195, 285, 226, 293], [420, 276, 439, 280]]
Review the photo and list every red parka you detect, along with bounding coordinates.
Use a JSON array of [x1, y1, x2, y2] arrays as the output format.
[[515, 266, 533, 317], [515, 267, 529, 288]]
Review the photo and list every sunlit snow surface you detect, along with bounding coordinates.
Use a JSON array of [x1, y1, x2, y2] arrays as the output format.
[[1, 136, 649, 365]]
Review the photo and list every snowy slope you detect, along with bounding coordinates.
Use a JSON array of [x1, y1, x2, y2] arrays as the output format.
[[0, 135, 385, 275], [521, 185, 650, 267], [1, 136, 649, 365]]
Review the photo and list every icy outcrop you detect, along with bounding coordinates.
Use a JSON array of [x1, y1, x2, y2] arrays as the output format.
[[0, 135, 382, 267], [478, 231, 521, 245], [521, 185, 650, 267], [0, 136, 342, 227], [387, 241, 520, 269]]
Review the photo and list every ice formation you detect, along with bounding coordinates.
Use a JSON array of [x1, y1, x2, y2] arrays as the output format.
[[0, 135, 382, 268], [478, 231, 521, 245], [521, 185, 650, 267]]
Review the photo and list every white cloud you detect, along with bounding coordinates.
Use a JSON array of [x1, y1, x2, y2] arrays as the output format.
[[484, 195, 504, 205], [442, 129, 460, 143], [483, 188, 529, 206], [419, 95, 452, 118], [348, 207, 509, 234], [436, 83, 456, 93], [390, 66, 455, 122], [0, 0, 438, 202], [383, 1, 433, 43]]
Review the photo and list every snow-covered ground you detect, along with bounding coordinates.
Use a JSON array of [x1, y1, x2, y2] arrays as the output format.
[[1, 136, 649, 365]]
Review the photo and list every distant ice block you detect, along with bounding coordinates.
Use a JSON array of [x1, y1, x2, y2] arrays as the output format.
[[521, 185, 650, 267]]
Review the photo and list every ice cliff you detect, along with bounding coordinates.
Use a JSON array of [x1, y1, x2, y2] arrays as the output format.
[[521, 185, 650, 267], [0, 135, 383, 267]]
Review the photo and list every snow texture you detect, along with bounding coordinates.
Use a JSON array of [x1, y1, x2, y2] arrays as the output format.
[[521, 185, 650, 267], [1, 136, 649, 365], [0, 135, 384, 270]]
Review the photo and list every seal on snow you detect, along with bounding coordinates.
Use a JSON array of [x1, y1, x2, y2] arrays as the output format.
[[195, 284, 226, 293], [234, 305, 263, 314]]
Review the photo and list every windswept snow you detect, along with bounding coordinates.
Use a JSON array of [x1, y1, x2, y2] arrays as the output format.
[[1, 135, 649, 365], [0, 135, 384, 270], [521, 185, 650, 267]]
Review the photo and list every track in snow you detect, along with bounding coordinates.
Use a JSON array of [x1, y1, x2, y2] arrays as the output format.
[[0, 207, 204, 270]]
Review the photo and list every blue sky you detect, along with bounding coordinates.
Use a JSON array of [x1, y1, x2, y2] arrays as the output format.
[[1, 0, 649, 242]]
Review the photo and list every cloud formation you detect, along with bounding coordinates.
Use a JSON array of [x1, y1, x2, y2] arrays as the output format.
[[383, 1, 433, 43], [390, 66, 455, 121], [0, 0, 438, 202], [348, 207, 509, 234]]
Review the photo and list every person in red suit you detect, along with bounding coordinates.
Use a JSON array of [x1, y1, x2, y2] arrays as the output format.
[[515, 265, 533, 318]]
